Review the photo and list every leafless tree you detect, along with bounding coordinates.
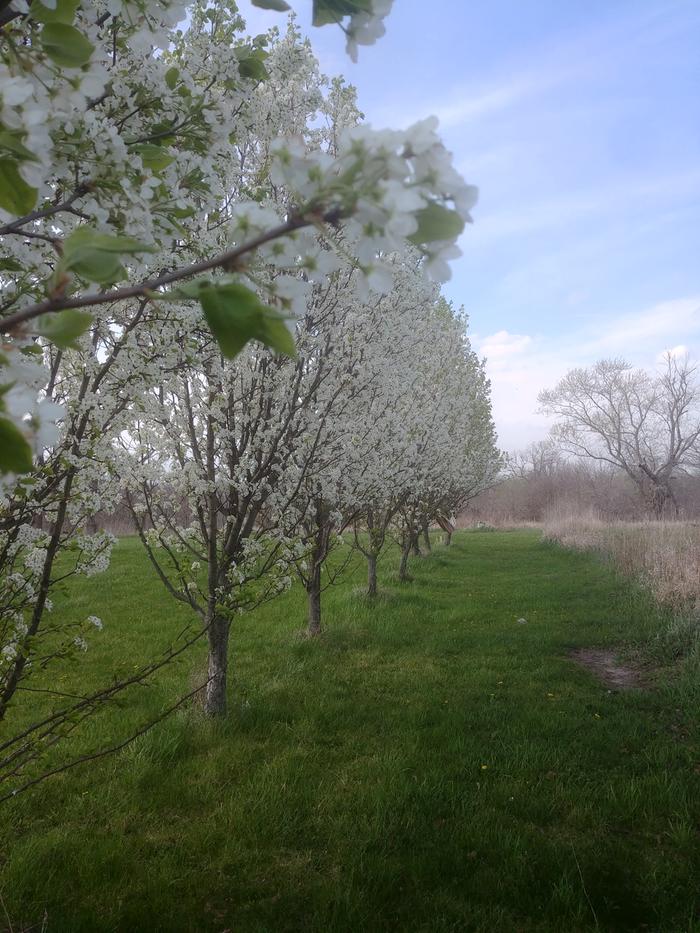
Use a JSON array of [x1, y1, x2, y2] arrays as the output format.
[[538, 354, 700, 517], [506, 439, 563, 479]]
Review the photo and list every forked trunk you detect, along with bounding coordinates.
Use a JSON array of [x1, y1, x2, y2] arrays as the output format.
[[205, 615, 230, 717], [411, 531, 421, 558], [444, 529, 453, 547]]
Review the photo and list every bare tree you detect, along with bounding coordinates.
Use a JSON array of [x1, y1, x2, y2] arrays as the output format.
[[539, 355, 700, 517], [506, 439, 562, 480]]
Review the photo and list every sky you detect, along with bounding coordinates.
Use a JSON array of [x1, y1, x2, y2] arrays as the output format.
[[242, 0, 700, 451]]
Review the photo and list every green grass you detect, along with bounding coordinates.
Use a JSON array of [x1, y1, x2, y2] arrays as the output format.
[[1, 530, 698, 932]]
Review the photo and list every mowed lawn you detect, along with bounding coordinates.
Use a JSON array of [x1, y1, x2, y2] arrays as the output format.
[[1, 531, 698, 932]]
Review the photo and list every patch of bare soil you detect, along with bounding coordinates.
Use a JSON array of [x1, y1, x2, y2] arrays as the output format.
[[569, 648, 647, 690]]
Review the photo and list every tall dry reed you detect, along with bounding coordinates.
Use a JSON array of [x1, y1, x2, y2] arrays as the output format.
[[542, 507, 700, 612]]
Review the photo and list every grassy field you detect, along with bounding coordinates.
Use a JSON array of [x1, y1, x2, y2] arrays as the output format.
[[1, 530, 698, 932]]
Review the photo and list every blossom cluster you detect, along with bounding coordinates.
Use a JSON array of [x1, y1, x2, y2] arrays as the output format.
[[0, 2, 475, 484], [270, 115, 477, 289], [344, 0, 393, 62]]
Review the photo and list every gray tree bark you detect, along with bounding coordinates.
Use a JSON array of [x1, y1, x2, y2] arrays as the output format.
[[367, 552, 378, 597], [411, 531, 421, 557], [421, 519, 431, 552], [398, 535, 412, 582], [307, 565, 322, 636], [205, 615, 230, 717]]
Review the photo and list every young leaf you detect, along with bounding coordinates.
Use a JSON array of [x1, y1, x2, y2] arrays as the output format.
[[64, 230, 155, 255], [197, 282, 296, 359], [0, 160, 37, 215], [40, 23, 95, 68], [0, 417, 33, 474], [312, 0, 372, 27], [407, 203, 465, 246], [0, 257, 24, 272], [164, 66, 179, 90], [238, 54, 269, 82], [36, 309, 93, 349], [31, 0, 80, 24], [251, 0, 291, 10], [199, 283, 264, 358], [60, 228, 155, 285], [0, 131, 39, 164], [132, 144, 174, 173], [258, 313, 296, 358]]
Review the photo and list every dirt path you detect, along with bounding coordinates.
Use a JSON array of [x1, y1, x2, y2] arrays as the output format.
[[569, 647, 646, 689]]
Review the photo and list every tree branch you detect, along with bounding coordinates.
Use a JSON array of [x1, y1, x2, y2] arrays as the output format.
[[0, 209, 341, 334]]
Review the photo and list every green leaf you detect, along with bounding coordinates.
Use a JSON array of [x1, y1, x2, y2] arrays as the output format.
[[60, 228, 155, 285], [0, 130, 39, 164], [0, 160, 37, 215], [407, 203, 465, 246], [36, 309, 92, 349], [31, 0, 80, 24], [164, 66, 179, 90], [237, 49, 269, 81], [257, 313, 297, 358], [0, 257, 24, 272], [170, 279, 208, 299], [197, 282, 296, 359], [251, 0, 291, 10], [132, 144, 174, 173], [40, 22, 95, 68], [0, 417, 33, 474], [312, 0, 372, 27], [65, 230, 154, 255]]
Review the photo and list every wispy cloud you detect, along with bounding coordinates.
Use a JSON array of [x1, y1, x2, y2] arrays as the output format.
[[474, 296, 700, 451], [467, 168, 700, 246]]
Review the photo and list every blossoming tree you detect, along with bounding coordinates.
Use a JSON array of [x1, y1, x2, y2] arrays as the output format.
[[0, 0, 485, 783]]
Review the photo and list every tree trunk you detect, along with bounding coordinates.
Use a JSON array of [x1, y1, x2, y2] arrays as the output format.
[[668, 485, 680, 518], [411, 531, 421, 558], [444, 529, 453, 546], [398, 535, 412, 582], [648, 483, 667, 519], [205, 615, 230, 717], [307, 567, 322, 636], [367, 552, 378, 597], [421, 519, 431, 552]]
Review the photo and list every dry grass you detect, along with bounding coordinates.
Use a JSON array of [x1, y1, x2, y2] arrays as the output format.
[[542, 507, 700, 611]]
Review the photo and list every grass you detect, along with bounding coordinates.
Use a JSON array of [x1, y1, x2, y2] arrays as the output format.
[[0, 530, 698, 932], [543, 512, 700, 612]]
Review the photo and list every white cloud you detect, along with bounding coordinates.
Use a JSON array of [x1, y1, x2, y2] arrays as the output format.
[[475, 297, 700, 452], [581, 298, 700, 355], [657, 344, 689, 362], [478, 330, 532, 361], [468, 170, 700, 247]]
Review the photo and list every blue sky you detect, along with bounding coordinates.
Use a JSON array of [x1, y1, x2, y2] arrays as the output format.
[[243, 0, 700, 449]]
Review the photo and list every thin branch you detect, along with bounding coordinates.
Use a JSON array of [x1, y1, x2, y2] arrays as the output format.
[[0, 208, 341, 333], [0, 185, 90, 238], [0, 678, 212, 804]]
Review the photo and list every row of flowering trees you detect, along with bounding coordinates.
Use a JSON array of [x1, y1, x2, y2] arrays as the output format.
[[0, 1, 499, 794]]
